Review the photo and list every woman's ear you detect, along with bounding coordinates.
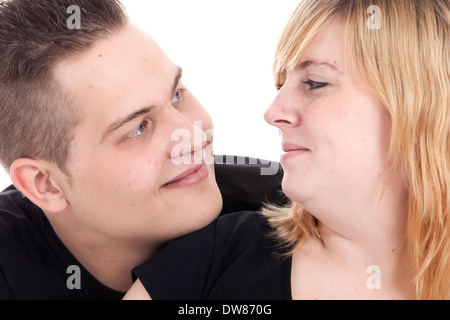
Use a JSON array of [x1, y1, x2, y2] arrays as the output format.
[[10, 158, 68, 213]]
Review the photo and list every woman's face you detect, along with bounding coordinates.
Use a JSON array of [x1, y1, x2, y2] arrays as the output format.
[[264, 19, 392, 214]]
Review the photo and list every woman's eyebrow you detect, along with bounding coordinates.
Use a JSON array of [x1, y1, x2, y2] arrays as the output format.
[[298, 59, 342, 73]]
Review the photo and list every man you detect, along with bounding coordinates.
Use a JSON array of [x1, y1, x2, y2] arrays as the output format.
[[0, 0, 285, 299]]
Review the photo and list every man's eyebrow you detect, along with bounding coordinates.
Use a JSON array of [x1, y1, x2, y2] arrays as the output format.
[[99, 66, 183, 143], [172, 66, 183, 94], [100, 106, 156, 143]]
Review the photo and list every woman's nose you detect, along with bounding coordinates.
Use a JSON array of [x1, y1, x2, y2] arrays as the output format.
[[264, 86, 302, 128]]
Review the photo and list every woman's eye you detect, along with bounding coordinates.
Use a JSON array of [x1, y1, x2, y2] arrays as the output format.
[[276, 83, 285, 91], [127, 120, 149, 139], [171, 89, 185, 104], [302, 79, 328, 90]]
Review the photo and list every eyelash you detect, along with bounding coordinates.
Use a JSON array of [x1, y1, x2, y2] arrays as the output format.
[[302, 79, 329, 90], [125, 88, 186, 141], [276, 79, 329, 91], [171, 88, 186, 104], [127, 120, 150, 140]]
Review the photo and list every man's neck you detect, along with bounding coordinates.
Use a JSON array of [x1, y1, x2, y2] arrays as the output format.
[[47, 212, 159, 293]]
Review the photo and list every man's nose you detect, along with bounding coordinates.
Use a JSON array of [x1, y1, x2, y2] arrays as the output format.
[[168, 115, 207, 164]]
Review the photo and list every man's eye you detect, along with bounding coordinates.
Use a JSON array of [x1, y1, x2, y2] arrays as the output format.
[[302, 79, 328, 90], [127, 120, 149, 139], [171, 89, 186, 104]]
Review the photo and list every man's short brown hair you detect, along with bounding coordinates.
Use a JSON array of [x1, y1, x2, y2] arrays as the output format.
[[0, 0, 127, 175]]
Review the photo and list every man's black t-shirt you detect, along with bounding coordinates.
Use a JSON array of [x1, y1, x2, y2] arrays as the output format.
[[0, 158, 286, 299], [0, 184, 125, 299], [132, 211, 293, 300]]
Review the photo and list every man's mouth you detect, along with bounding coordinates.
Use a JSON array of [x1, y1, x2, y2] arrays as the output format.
[[281, 142, 310, 161], [162, 163, 209, 189]]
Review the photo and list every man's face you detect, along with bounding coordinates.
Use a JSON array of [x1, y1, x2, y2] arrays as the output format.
[[53, 24, 222, 245]]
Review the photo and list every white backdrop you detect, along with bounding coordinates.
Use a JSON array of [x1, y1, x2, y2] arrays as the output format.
[[0, 0, 299, 190]]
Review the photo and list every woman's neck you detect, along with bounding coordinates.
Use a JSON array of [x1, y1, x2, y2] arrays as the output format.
[[292, 170, 413, 299]]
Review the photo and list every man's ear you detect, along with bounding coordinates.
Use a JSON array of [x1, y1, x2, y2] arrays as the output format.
[[10, 158, 68, 213]]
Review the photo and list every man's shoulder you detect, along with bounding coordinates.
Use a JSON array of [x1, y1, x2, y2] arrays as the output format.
[[214, 155, 283, 189], [0, 185, 51, 260], [159, 211, 266, 256], [174, 210, 273, 258], [215, 210, 268, 235], [0, 186, 59, 299], [0, 185, 42, 233], [0, 185, 120, 300], [0, 185, 51, 270], [214, 155, 288, 215], [214, 210, 275, 249]]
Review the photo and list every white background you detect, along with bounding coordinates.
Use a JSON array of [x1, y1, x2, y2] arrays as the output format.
[[0, 0, 299, 190]]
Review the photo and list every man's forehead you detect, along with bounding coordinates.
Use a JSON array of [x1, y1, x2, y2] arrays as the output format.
[[53, 24, 175, 103], [54, 25, 164, 79], [52, 24, 178, 137]]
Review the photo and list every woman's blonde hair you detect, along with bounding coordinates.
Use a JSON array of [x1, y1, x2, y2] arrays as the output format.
[[264, 0, 449, 299]]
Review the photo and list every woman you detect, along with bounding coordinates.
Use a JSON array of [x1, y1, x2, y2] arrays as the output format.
[[125, 0, 449, 300]]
